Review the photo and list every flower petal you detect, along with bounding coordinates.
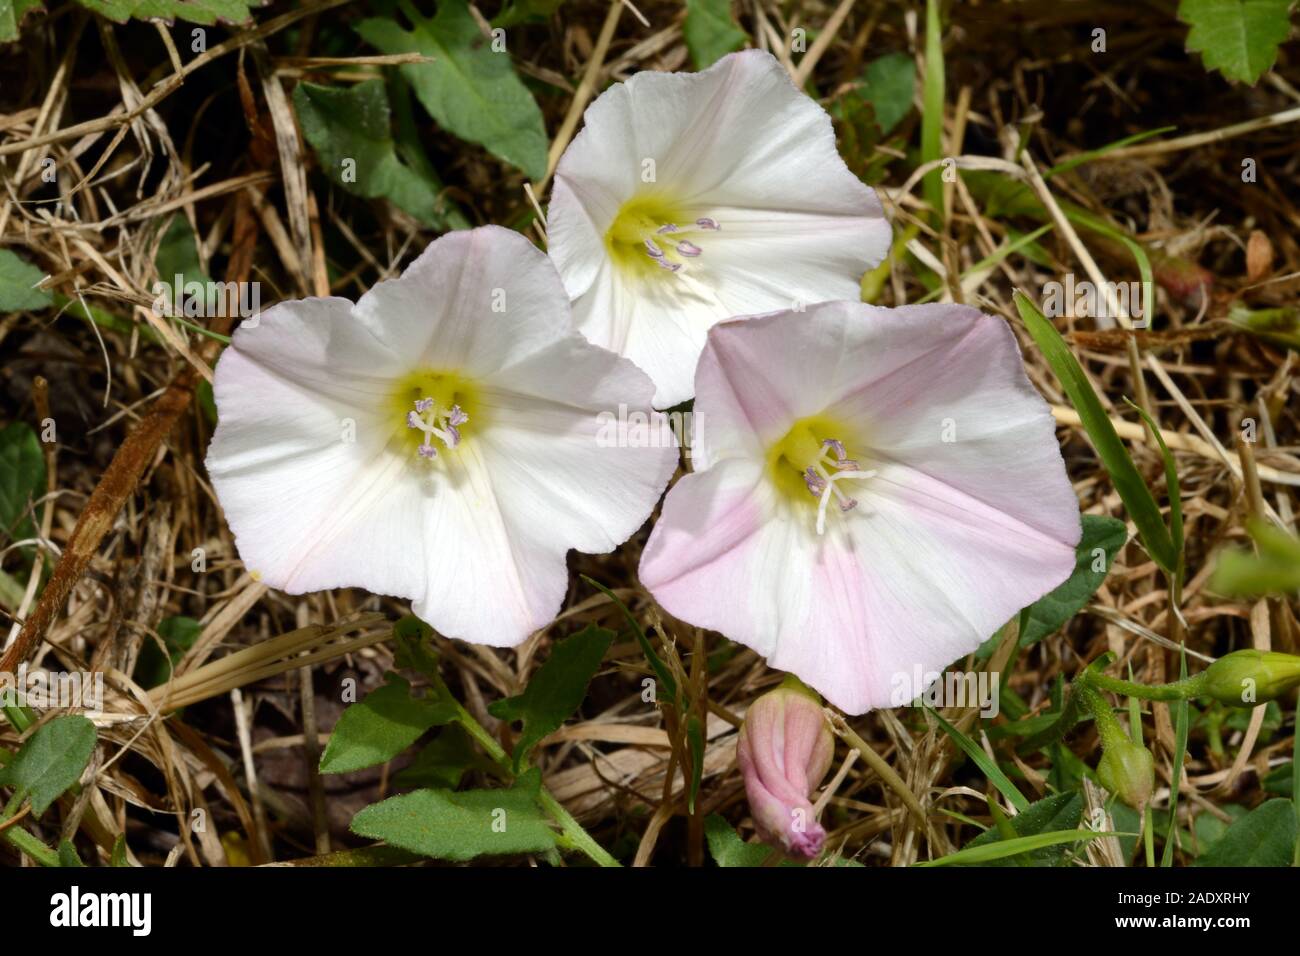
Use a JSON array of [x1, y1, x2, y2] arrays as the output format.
[[642, 301, 1081, 714], [354, 225, 576, 379], [205, 299, 428, 600], [548, 50, 888, 408]]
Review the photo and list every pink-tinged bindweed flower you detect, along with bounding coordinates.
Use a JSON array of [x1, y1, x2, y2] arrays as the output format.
[[547, 50, 890, 409], [206, 226, 678, 647], [736, 677, 835, 860], [639, 302, 1082, 714]]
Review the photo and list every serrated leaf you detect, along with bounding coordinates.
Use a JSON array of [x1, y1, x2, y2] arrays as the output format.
[[294, 79, 466, 230], [963, 791, 1083, 866], [1020, 515, 1128, 646], [1193, 799, 1297, 866], [0, 248, 52, 312], [319, 673, 457, 774], [0, 423, 45, 557], [488, 624, 613, 770], [0, 715, 96, 816], [350, 769, 556, 861], [71, 0, 259, 27], [356, 0, 548, 180], [858, 51, 915, 136], [683, 0, 746, 69], [1179, 0, 1294, 85]]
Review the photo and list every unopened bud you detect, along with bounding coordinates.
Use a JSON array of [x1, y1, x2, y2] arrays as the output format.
[[1096, 736, 1155, 810], [1200, 650, 1300, 707], [736, 676, 834, 860]]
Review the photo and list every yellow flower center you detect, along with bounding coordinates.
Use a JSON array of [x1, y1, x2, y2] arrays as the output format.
[[388, 369, 482, 459], [767, 415, 876, 534], [604, 194, 720, 279]]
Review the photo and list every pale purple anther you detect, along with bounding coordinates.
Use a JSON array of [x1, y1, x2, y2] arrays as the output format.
[[417, 442, 437, 460], [676, 240, 702, 257], [414, 397, 434, 414], [657, 259, 682, 273], [644, 238, 665, 259], [839, 497, 859, 513], [445, 424, 461, 447], [822, 438, 847, 460], [802, 467, 826, 497], [695, 217, 720, 230], [656, 223, 679, 234], [447, 405, 469, 427], [406, 411, 421, 429]]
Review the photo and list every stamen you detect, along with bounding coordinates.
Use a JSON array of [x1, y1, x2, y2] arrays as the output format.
[[417, 442, 437, 460], [447, 405, 468, 427], [696, 217, 720, 230], [409, 397, 469, 459], [656, 223, 678, 234], [644, 238, 665, 259], [676, 240, 702, 257]]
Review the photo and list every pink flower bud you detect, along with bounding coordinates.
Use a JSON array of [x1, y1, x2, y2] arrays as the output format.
[[736, 677, 835, 860]]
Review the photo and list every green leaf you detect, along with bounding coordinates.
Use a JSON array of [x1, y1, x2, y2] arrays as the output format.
[[319, 674, 457, 774], [293, 78, 466, 230], [683, 0, 745, 69], [492, 0, 564, 29], [488, 624, 614, 771], [1020, 515, 1128, 646], [350, 769, 556, 861], [70, 0, 258, 26], [962, 791, 1084, 866], [110, 834, 129, 867], [1179, 0, 1295, 85], [704, 814, 797, 867], [56, 840, 86, 867], [0, 715, 96, 816], [919, 828, 1127, 866], [0, 248, 52, 312], [1193, 799, 1297, 866], [1161, 648, 1191, 866], [580, 574, 677, 701], [134, 615, 202, 689], [1015, 292, 1179, 574], [0, 423, 45, 556], [858, 52, 915, 136], [356, 0, 548, 180], [154, 215, 213, 310], [392, 724, 490, 790], [1262, 761, 1294, 797], [0, 1, 43, 43]]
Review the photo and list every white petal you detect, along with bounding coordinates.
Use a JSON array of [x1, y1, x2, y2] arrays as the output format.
[[548, 50, 888, 407], [354, 226, 575, 379], [206, 300, 428, 600]]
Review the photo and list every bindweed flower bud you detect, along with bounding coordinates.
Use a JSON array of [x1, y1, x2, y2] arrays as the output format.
[[736, 676, 835, 860], [1200, 650, 1300, 707], [1096, 735, 1155, 811]]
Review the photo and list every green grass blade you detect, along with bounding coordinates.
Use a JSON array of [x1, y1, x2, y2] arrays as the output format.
[[918, 829, 1131, 866], [921, 0, 945, 223], [1015, 291, 1178, 573], [927, 706, 1029, 813], [1160, 647, 1191, 867]]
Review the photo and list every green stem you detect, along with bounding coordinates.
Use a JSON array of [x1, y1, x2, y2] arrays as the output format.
[[1143, 805, 1155, 868], [452, 702, 621, 868], [1082, 670, 1208, 703]]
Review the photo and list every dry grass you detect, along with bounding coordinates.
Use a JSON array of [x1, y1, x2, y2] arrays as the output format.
[[1, 0, 1298, 867]]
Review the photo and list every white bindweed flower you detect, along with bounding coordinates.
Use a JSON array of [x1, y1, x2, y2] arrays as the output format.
[[638, 302, 1082, 715], [547, 50, 890, 408], [206, 226, 678, 647]]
